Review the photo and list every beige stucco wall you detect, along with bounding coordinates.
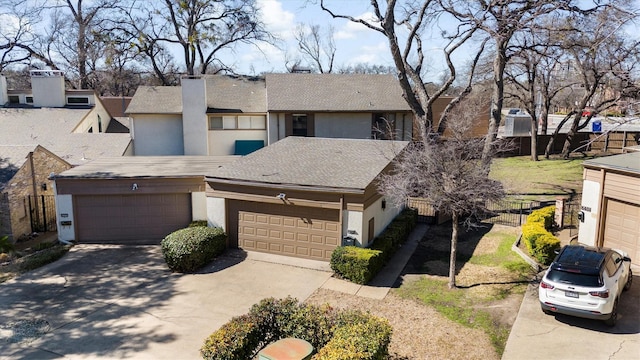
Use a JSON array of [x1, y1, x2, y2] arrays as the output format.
[[182, 77, 209, 155], [132, 114, 184, 155], [207, 130, 268, 155], [363, 197, 403, 247]]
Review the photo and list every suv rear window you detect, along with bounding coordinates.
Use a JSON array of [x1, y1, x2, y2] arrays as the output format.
[[547, 269, 602, 287]]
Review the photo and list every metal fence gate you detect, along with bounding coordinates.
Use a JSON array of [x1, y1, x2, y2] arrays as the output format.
[[28, 195, 57, 232]]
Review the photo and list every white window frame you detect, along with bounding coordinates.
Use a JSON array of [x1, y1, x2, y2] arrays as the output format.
[[208, 114, 266, 130]]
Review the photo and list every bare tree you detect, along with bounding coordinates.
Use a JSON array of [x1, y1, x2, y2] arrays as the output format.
[[294, 23, 336, 73], [131, 0, 274, 76], [546, 5, 640, 158], [320, 0, 480, 145], [439, 0, 609, 167], [378, 95, 507, 289]]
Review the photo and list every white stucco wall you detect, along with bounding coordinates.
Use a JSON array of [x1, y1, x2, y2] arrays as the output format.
[[207, 130, 268, 155], [191, 192, 207, 221], [267, 113, 280, 144], [343, 210, 364, 247], [31, 73, 66, 108], [55, 194, 75, 242], [578, 180, 601, 246], [207, 197, 226, 230], [181, 77, 209, 155], [72, 100, 112, 134], [363, 197, 403, 246], [315, 113, 371, 139], [131, 114, 184, 155]]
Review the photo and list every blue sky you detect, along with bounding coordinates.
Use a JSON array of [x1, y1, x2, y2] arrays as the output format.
[[229, 0, 397, 74]]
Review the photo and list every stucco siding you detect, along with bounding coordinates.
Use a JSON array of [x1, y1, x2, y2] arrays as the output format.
[[182, 78, 209, 155], [55, 194, 74, 242], [578, 180, 602, 247], [207, 196, 226, 230], [191, 192, 207, 221], [363, 197, 403, 247], [207, 130, 268, 155], [314, 113, 371, 139], [343, 210, 363, 247], [132, 115, 184, 155]]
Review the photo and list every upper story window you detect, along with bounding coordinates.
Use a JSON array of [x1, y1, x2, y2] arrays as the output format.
[[292, 114, 308, 136], [67, 96, 89, 104], [208, 115, 266, 130]]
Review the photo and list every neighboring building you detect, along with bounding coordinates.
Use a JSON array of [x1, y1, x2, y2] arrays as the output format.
[[578, 152, 640, 265], [206, 137, 409, 261], [0, 145, 71, 241], [126, 74, 458, 157], [0, 71, 133, 241]]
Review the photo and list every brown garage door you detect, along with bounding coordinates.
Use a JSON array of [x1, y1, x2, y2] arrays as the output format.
[[604, 199, 640, 265], [229, 201, 340, 261], [75, 194, 192, 244]]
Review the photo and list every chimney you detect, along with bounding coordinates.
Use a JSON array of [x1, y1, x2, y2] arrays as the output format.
[[0, 75, 7, 105], [31, 70, 66, 108], [181, 75, 209, 155]]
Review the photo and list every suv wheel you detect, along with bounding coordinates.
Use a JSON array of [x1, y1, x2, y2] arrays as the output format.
[[604, 299, 618, 327], [624, 269, 632, 291]]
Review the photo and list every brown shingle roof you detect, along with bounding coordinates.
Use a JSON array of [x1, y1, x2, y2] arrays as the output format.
[[207, 137, 408, 192], [0, 107, 132, 166], [265, 73, 410, 112], [56, 156, 239, 179], [126, 86, 182, 114], [206, 76, 266, 113]]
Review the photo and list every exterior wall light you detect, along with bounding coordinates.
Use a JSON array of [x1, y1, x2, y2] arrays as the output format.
[[276, 193, 286, 200]]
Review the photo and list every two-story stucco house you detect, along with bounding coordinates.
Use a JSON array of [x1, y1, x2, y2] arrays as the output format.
[[127, 73, 452, 156], [0, 71, 132, 242]]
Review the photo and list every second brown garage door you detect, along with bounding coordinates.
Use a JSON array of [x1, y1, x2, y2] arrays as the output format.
[[229, 201, 340, 261], [603, 199, 640, 265], [75, 194, 192, 244]]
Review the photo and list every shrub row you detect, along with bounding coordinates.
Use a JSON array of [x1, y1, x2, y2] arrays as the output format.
[[522, 206, 560, 265], [200, 297, 392, 360], [330, 246, 384, 285], [330, 208, 417, 284], [161, 226, 227, 272]]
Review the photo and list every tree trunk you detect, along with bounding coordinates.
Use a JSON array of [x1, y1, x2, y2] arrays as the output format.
[[448, 212, 459, 289], [483, 43, 507, 170], [530, 118, 539, 161]]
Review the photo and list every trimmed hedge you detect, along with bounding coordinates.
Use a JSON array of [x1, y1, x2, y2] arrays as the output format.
[[522, 206, 560, 265], [200, 297, 391, 360], [161, 226, 227, 272], [330, 247, 384, 285], [331, 208, 417, 284]]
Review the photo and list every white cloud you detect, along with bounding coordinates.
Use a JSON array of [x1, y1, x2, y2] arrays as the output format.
[[343, 41, 390, 66], [257, 0, 296, 39]]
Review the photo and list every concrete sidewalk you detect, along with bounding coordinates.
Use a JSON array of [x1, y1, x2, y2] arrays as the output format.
[[320, 223, 428, 299]]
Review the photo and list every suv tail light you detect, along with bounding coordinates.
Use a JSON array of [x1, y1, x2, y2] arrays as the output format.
[[589, 290, 609, 298], [540, 281, 554, 290]]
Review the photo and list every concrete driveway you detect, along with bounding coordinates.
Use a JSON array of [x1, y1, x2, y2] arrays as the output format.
[[503, 270, 640, 360], [0, 245, 332, 360]]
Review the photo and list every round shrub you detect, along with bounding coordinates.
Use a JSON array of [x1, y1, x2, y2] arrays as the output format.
[[161, 226, 227, 272], [532, 234, 561, 265]]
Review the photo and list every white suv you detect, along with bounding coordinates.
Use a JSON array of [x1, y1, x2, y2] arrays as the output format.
[[539, 245, 632, 326]]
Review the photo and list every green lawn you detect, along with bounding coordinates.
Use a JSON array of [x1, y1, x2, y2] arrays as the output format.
[[490, 156, 586, 201], [395, 226, 534, 356]]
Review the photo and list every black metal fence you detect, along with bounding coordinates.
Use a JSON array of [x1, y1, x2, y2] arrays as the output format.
[[28, 195, 57, 232], [408, 197, 556, 227]]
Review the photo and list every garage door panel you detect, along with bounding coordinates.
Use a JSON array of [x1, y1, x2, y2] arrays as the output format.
[[76, 194, 191, 244], [604, 199, 640, 265], [232, 201, 339, 261]]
